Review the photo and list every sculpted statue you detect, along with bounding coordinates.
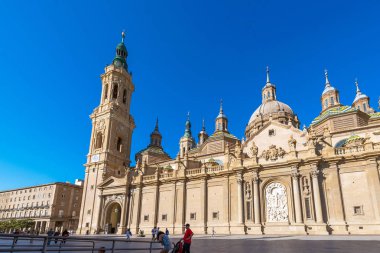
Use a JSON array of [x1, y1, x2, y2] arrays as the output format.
[[234, 141, 242, 158], [249, 141, 259, 157], [288, 135, 297, 150]]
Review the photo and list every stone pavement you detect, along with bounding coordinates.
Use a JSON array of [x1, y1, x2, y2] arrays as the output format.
[[1, 235, 380, 253]]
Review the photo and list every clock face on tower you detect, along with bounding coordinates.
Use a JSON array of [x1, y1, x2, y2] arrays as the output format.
[[91, 154, 100, 163]]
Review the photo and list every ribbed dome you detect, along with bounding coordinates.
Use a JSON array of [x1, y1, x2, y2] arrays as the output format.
[[248, 100, 294, 124]]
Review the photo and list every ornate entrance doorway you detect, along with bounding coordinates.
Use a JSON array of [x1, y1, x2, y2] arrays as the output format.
[[104, 202, 121, 234]]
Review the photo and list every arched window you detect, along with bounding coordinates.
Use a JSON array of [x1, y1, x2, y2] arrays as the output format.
[[218, 123, 221, 130], [330, 97, 334, 105], [95, 132, 103, 149], [267, 91, 270, 98], [117, 137, 122, 152], [122, 89, 127, 104], [104, 84, 108, 100], [112, 84, 118, 99], [324, 99, 328, 108], [363, 103, 367, 112]]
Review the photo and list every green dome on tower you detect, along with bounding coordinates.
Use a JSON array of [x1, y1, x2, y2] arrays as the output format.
[[112, 31, 129, 71]]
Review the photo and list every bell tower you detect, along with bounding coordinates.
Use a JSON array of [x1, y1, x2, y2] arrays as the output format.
[[77, 32, 135, 235]]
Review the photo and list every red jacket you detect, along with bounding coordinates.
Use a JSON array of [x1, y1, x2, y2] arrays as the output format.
[[183, 228, 193, 244]]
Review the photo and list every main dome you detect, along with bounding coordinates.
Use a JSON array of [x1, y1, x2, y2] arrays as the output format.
[[248, 100, 294, 124]]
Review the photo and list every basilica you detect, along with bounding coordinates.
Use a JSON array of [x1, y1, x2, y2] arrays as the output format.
[[77, 33, 380, 235]]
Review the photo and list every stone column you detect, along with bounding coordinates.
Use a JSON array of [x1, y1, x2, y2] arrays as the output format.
[[96, 193, 104, 233], [236, 172, 244, 224], [253, 176, 260, 224], [200, 177, 208, 234], [291, 171, 303, 223], [311, 166, 323, 223], [119, 193, 128, 233]]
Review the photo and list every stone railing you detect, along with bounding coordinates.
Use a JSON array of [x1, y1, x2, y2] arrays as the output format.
[[186, 168, 202, 175], [142, 175, 156, 181], [206, 165, 224, 173], [335, 145, 365, 155], [160, 173, 173, 179]]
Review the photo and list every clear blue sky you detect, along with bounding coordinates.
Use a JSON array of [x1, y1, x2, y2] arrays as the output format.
[[0, 0, 379, 191]]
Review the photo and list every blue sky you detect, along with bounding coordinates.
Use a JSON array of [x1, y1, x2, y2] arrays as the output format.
[[0, 0, 379, 191]]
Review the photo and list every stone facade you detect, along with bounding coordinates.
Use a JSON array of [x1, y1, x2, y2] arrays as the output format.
[[0, 181, 83, 233], [77, 33, 380, 235]]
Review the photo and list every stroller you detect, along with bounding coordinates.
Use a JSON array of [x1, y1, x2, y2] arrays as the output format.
[[171, 239, 183, 253]]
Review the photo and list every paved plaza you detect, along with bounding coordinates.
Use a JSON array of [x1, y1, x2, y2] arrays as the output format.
[[1, 235, 380, 253]]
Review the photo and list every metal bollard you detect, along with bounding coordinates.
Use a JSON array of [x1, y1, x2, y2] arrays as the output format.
[[98, 246, 106, 253]]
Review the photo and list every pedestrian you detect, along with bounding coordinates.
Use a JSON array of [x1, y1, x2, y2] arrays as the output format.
[[13, 229, 20, 244], [151, 227, 157, 241], [183, 224, 193, 253], [47, 229, 54, 245], [53, 230, 60, 244], [165, 228, 169, 236], [62, 229, 69, 244], [125, 228, 132, 240], [157, 230, 172, 253], [156, 227, 160, 240], [29, 230, 35, 244], [212, 227, 215, 237]]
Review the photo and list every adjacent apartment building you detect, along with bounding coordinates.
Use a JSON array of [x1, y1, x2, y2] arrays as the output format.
[[0, 180, 83, 233]]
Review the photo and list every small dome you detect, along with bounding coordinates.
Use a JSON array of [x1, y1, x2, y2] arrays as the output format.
[[322, 85, 336, 95], [248, 100, 294, 124], [353, 93, 368, 103]]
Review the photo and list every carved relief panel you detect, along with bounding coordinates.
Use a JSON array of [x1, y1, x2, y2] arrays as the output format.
[[265, 182, 289, 222]]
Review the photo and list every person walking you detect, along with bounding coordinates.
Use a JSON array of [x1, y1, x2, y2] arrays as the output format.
[[53, 230, 60, 244], [62, 229, 69, 244], [183, 224, 193, 253], [165, 228, 169, 236], [13, 229, 20, 244], [156, 227, 160, 241], [157, 230, 172, 253], [151, 227, 157, 241], [47, 229, 54, 245], [125, 228, 132, 240]]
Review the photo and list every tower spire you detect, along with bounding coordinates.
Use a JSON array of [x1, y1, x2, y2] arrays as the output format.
[[266, 66, 270, 83], [324, 69, 330, 86], [355, 78, 361, 94], [155, 117, 159, 131], [121, 30, 125, 43], [202, 118, 205, 131], [219, 99, 223, 114]]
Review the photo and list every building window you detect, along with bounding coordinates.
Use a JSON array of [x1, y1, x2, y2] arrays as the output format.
[[58, 210, 64, 218], [112, 84, 118, 99], [117, 137, 123, 152], [305, 198, 312, 219], [268, 129, 275, 136], [87, 209, 91, 215], [144, 215, 149, 222], [354, 206, 363, 215], [212, 212, 219, 220], [190, 212, 196, 220], [324, 99, 328, 108], [363, 103, 367, 112], [104, 84, 108, 100], [72, 211, 76, 217], [95, 132, 103, 149], [90, 185, 94, 190], [85, 222, 89, 228], [162, 214, 167, 221], [330, 96, 334, 105], [122, 89, 127, 104]]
